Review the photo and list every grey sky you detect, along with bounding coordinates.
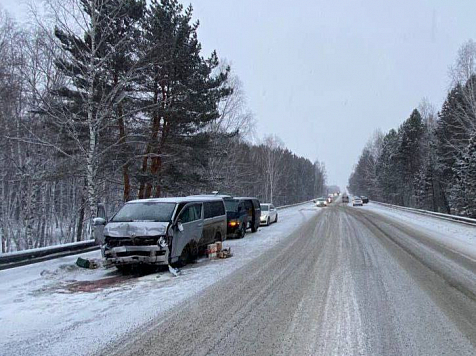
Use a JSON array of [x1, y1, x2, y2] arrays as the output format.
[[3, 0, 476, 190]]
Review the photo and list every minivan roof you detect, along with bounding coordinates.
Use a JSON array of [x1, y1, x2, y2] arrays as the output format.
[[190, 194, 233, 199], [127, 197, 224, 204]]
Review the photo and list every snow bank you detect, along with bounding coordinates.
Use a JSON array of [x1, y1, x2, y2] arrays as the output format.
[[0, 203, 320, 356], [362, 203, 476, 260]]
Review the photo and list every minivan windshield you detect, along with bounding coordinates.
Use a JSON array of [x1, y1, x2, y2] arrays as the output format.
[[261, 205, 269, 211], [111, 202, 176, 222]]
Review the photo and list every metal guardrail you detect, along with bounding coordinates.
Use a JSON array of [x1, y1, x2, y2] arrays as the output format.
[[0, 199, 316, 270], [371, 201, 476, 227], [276, 199, 315, 210], [0, 240, 99, 271]]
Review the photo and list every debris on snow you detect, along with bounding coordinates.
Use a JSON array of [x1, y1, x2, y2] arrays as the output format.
[[76, 257, 100, 269], [217, 248, 233, 259], [168, 264, 181, 277]]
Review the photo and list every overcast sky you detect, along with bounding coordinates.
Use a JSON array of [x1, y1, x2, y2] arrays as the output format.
[[3, 0, 476, 190]]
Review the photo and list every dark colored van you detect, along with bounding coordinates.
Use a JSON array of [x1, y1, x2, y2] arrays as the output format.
[[234, 197, 261, 232], [224, 199, 248, 238]]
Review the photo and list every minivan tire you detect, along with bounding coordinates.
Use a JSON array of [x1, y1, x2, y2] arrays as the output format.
[[173, 241, 199, 268], [116, 265, 131, 274], [174, 245, 191, 268], [275, 214, 278, 223]]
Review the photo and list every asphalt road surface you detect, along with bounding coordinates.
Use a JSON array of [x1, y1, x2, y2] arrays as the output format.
[[106, 205, 476, 356]]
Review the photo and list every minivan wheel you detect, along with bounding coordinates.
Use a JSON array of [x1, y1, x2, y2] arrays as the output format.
[[172, 244, 191, 268], [275, 214, 278, 223], [189, 241, 199, 261], [116, 265, 131, 274], [266, 217, 270, 226]]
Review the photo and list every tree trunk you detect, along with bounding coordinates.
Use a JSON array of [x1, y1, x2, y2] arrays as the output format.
[[76, 188, 86, 242], [117, 104, 131, 201]]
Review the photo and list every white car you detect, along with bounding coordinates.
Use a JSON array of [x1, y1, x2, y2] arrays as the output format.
[[352, 197, 363, 206], [260, 204, 278, 225], [315, 198, 327, 207]]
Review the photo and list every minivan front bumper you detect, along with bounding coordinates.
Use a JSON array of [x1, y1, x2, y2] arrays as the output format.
[[103, 245, 168, 265]]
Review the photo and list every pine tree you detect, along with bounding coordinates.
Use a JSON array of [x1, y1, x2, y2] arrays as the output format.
[[45, 0, 146, 230], [396, 109, 425, 205], [453, 134, 476, 217], [375, 129, 400, 204], [135, 0, 231, 198]]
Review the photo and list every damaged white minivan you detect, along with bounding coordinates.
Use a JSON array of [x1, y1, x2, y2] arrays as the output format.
[[93, 197, 226, 270]]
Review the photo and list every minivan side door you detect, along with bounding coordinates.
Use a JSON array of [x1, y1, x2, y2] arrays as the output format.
[[203, 201, 226, 243], [251, 199, 261, 232], [170, 203, 203, 261]]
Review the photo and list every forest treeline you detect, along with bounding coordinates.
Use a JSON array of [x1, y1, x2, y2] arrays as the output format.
[[349, 40, 476, 218], [0, 0, 326, 252]]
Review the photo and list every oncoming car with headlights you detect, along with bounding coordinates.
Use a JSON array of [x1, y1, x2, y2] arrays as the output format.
[[94, 197, 226, 270], [315, 197, 327, 207]]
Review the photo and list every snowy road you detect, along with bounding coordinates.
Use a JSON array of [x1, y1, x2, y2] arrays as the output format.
[[0, 203, 319, 356], [108, 204, 476, 356]]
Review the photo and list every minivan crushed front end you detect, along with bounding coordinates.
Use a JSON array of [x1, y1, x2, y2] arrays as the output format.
[[102, 222, 170, 267]]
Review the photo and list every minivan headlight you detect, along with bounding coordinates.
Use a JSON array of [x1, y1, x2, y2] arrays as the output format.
[[158, 236, 168, 248]]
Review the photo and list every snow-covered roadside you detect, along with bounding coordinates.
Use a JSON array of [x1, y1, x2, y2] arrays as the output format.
[[361, 203, 476, 260], [0, 203, 320, 356]]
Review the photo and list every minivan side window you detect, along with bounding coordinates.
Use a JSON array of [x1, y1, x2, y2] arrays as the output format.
[[204, 202, 213, 219], [204, 201, 225, 218], [179, 204, 202, 223], [213, 201, 225, 216]]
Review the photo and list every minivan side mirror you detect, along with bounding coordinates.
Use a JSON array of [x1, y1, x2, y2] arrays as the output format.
[[93, 217, 106, 226]]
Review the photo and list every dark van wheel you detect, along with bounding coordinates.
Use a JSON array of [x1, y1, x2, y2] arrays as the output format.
[[239, 224, 246, 239], [215, 232, 223, 243]]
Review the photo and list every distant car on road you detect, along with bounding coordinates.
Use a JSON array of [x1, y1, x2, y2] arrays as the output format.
[[260, 204, 278, 226], [361, 196, 369, 204], [315, 197, 328, 207], [342, 195, 349, 203], [352, 197, 363, 206]]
